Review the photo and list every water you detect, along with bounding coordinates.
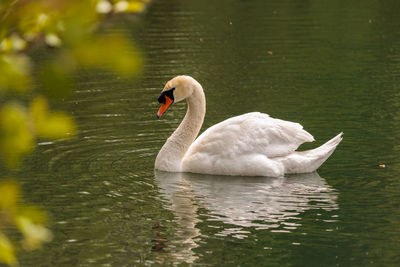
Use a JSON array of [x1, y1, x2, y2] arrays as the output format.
[[16, 0, 400, 265]]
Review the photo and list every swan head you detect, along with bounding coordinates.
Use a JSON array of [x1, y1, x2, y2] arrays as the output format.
[[157, 75, 197, 118]]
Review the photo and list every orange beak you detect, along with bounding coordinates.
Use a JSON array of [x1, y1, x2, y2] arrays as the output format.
[[157, 96, 173, 118]]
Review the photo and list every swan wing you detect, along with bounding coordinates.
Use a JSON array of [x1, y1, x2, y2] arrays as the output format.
[[184, 112, 315, 159]]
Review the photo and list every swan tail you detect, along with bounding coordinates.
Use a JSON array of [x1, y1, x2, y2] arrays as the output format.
[[277, 132, 343, 174]]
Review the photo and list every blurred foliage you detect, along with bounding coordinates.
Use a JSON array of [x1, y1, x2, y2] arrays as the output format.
[[0, 180, 52, 265], [0, 0, 145, 265]]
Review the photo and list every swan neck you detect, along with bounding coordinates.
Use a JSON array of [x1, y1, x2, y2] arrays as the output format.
[[155, 82, 205, 172]]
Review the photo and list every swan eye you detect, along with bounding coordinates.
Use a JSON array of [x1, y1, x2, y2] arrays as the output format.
[[158, 87, 175, 104]]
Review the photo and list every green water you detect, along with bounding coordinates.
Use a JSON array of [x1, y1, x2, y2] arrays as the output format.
[[16, 0, 400, 265]]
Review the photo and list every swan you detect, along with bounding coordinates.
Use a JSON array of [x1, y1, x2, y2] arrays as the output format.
[[155, 75, 342, 177]]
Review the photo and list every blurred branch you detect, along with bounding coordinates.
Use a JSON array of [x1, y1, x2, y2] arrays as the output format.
[[1, 0, 16, 21]]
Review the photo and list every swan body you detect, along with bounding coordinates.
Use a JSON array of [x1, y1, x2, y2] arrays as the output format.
[[155, 75, 342, 177]]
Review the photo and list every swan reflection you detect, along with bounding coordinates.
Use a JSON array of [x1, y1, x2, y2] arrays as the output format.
[[154, 171, 338, 262]]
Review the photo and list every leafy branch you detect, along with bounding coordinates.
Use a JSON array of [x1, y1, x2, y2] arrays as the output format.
[[0, 0, 145, 265]]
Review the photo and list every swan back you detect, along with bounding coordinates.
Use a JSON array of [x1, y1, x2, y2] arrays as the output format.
[[181, 112, 315, 176], [185, 112, 314, 159]]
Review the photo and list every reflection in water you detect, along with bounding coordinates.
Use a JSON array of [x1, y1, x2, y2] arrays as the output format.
[[154, 171, 202, 263], [155, 171, 338, 262]]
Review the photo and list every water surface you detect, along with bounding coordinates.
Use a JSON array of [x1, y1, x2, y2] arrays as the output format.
[[17, 0, 400, 265]]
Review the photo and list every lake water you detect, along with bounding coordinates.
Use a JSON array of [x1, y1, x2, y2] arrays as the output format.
[[17, 0, 400, 265]]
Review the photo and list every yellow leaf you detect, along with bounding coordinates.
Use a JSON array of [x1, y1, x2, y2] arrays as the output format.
[[0, 180, 20, 211], [15, 216, 53, 251], [30, 96, 77, 139], [0, 35, 27, 52], [0, 38, 12, 52], [30, 96, 48, 126], [126, 1, 145, 12], [0, 232, 16, 266], [37, 113, 76, 139], [114, 1, 145, 13], [73, 36, 142, 77], [0, 104, 34, 168], [19, 205, 48, 225], [0, 55, 32, 92]]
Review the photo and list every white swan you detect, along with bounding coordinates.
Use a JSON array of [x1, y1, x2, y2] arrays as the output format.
[[155, 75, 342, 177]]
